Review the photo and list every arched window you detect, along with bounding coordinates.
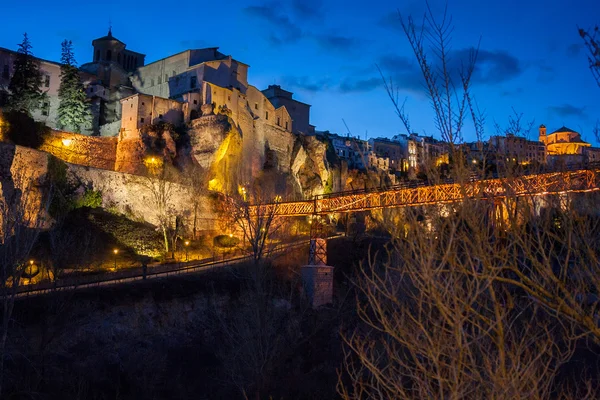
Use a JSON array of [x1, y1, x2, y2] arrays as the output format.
[[106, 50, 112, 61]]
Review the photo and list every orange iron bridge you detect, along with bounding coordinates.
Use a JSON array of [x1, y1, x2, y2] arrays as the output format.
[[253, 166, 600, 217]]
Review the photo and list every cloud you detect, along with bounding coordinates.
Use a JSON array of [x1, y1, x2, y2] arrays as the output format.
[[281, 73, 382, 94], [447, 48, 523, 85], [290, 0, 322, 19], [500, 87, 524, 97], [547, 104, 588, 120], [338, 77, 382, 93], [313, 34, 360, 52], [180, 39, 209, 49], [244, 2, 359, 55], [566, 43, 583, 57], [281, 76, 334, 93]]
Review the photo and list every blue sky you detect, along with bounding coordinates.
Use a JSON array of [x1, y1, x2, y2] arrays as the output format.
[[1, 0, 599, 144]]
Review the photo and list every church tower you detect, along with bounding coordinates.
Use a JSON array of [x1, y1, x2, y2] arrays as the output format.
[[539, 124, 547, 145]]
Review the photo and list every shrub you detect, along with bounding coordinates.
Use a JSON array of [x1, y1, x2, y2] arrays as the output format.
[[2, 110, 48, 148], [214, 235, 239, 248], [74, 189, 102, 209]]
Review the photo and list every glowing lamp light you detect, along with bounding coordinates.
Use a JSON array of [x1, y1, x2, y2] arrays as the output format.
[[62, 138, 72, 147], [229, 233, 233, 238], [29, 260, 34, 265], [113, 249, 119, 255], [185, 241, 190, 246]]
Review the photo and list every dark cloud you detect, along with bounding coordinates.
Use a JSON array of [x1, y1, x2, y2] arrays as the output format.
[[500, 87, 524, 97], [244, 5, 304, 44], [244, 2, 360, 55], [281, 76, 334, 93], [535, 63, 555, 83], [338, 77, 382, 93], [547, 104, 588, 120], [566, 43, 583, 57], [290, 0, 322, 19], [180, 39, 209, 49], [281, 74, 382, 94], [313, 34, 360, 52], [447, 48, 523, 84]]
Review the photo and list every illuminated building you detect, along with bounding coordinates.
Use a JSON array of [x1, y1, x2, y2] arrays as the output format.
[[538, 125, 600, 165]]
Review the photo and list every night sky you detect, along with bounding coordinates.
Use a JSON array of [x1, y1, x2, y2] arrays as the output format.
[[1, 0, 599, 144]]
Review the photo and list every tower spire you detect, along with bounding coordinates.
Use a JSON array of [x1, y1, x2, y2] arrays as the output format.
[[108, 17, 112, 37]]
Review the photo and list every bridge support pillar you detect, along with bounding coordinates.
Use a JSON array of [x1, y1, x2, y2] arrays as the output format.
[[302, 238, 334, 308]]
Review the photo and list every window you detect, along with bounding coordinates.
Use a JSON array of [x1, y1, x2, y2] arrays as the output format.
[[44, 75, 50, 87], [255, 103, 258, 110], [165, 74, 168, 82], [140, 117, 145, 123], [106, 50, 112, 61], [277, 117, 280, 126], [265, 111, 268, 120], [2, 64, 8, 79], [193, 99, 198, 105], [158, 114, 163, 119], [41, 101, 49, 116], [191, 76, 197, 89], [130, 103, 133, 108], [158, 75, 162, 84], [141, 102, 145, 106], [228, 95, 231, 101], [172, 70, 176, 77], [90, 86, 94, 93], [95, 50, 100, 61], [285, 121, 288, 130]]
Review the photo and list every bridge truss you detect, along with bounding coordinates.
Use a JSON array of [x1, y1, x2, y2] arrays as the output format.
[[252, 168, 600, 217]]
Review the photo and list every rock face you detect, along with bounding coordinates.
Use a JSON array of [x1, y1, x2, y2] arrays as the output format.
[[290, 136, 332, 197]]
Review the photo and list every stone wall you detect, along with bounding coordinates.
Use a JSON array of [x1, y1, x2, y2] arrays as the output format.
[[39, 131, 118, 170]]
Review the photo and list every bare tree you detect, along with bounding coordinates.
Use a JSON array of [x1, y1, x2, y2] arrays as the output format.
[[579, 25, 600, 87], [340, 5, 600, 399], [226, 178, 286, 267], [142, 156, 177, 257], [338, 199, 600, 399]]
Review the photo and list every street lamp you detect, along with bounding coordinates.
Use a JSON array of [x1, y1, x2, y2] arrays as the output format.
[[185, 240, 190, 261], [113, 249, 118, 270]]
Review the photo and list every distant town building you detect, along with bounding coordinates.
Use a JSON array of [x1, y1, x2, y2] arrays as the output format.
[[489, 133, 546, 166]]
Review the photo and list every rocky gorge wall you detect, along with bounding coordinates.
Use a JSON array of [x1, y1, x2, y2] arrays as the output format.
[[0, 143, 218, 234]]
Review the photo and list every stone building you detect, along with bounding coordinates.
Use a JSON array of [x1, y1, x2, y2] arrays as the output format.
[[324, 132, 370, 170], [539, 124, 600, 166], [80, 29, 146, 135], [489, 133, 546, 166], [262, 85, 314, 135], [369, 137, 407, 172]]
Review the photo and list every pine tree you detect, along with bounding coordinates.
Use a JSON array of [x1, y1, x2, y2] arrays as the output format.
[[57, 40, 90, 133], [7, 33, 45, 114]]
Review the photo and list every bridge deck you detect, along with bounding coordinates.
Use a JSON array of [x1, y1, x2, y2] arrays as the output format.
[[255, 168, 600, 217]]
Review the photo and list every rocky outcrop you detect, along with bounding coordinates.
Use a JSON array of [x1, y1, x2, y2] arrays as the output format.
[[290, 135, 332, 197]]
